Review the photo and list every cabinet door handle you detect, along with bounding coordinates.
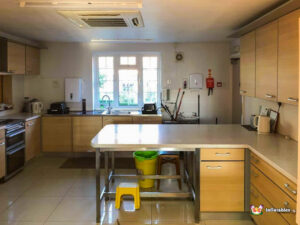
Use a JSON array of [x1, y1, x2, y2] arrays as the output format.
[[206, 166, 222, 170], [0, 142, 5, 146], [265, 94, 275, 98], [283, 201, 296, 213], [215, 152, 231, 157], [284, 183, 297, 195], [287, 97, 298, 102]]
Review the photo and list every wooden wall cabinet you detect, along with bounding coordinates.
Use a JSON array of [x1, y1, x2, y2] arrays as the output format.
[[0, 76, 12, 105], [255, 21, 278, 102], [72, 117, 103, 152], [7, 41, 25, 75], [103, 116, 133, 127], [278, 10, 300, 105], [240, 31, 256, 97], [200, 148, 244, 212], [25, 118, 41, 162], [25, 46, 40, 75], [0, 129, 5, 179], [42, 117, 72, 152]]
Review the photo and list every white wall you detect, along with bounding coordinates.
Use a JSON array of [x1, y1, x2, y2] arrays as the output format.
[[24, 42, 233, 124], [244, 96, 298, 141]]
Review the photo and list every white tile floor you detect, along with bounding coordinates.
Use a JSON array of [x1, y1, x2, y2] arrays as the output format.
[[0, 156, 255, 225]]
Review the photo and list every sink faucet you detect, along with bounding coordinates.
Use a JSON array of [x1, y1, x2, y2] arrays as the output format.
[[101, 95, 112, 114]]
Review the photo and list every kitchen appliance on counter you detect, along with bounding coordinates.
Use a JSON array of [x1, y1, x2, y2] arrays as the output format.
[[0, 119, 25, 180], [31, 102, 43, 114], [47, 102, 69, 114], [250, 115, 258, 130], [142, 103, 157, 114], [253, 115, 271, 134]]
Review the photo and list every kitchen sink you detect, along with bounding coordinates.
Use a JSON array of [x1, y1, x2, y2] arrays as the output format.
[[102, 110, 139, 115]]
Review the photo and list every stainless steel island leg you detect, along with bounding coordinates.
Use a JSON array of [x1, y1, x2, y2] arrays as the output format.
[[194, 148, 200, 223], [96, 148, 101, 223], [105, 151, 109, 200], [111, 152, 115, 183]]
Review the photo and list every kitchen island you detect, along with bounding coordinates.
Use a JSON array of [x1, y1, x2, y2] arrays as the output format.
[[91, 124, 298, 223]]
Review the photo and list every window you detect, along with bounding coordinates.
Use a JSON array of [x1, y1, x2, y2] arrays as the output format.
[[98, 57, 114, 105], [93, 53, 160, 109], [143, 56, 158, 104]]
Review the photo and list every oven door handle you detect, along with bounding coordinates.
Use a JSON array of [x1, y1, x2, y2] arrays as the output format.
[[6, 144, 25, 155], [6, 129, 25, 138]]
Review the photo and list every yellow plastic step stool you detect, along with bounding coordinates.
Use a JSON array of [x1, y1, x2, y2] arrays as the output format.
[[115, 182, 140, 209]]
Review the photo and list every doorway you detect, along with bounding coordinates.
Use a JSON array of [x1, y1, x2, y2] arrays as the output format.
[[231, 59, 242, 124]]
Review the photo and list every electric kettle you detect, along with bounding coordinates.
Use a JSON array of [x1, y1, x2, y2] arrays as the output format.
[[31, 102, 44, 114], [253, 115, 270, 134]]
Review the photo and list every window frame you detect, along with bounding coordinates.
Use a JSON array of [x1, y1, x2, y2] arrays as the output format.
[[93, 52, 161, 110]]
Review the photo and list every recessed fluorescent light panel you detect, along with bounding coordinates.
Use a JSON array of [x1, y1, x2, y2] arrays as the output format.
[[19, 0, 142, 9], [91, 39, 152, 42]]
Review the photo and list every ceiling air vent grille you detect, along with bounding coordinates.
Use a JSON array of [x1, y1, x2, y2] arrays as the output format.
[[58, 10, 144, 28], [82, 18, 127, 27]]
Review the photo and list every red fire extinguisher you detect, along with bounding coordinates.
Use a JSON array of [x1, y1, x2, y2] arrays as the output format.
[[206, 69, 214, 96]]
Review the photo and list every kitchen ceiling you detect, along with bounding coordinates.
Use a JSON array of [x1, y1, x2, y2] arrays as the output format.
[[0, 0, 288, 42]]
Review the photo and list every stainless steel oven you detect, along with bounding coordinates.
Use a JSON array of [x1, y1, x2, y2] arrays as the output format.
[[0, 119, 25, 180]]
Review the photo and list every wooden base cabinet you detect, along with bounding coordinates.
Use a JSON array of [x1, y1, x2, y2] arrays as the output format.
[[25, 118, 41, 162], [42, 117, 72, 152], [72, 117, 103, 152], [0, 129, 5, 179], [200, 160, 244, 212], [132, 116, 162, 124], [103, 116, 133, 127], [251, 153, 297, 225], [250, 185, 289, 225]]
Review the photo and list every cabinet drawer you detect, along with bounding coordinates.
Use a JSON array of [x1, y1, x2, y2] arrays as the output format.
[[0, 129, 4, 140], [200, 161, 244, 211], [251, 153, 297, 201], [250, 185, 289, 225], [201, 148, 244, 161], [251, 165, 296, 225]]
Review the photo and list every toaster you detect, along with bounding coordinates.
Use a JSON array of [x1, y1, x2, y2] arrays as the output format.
[[47, 102, 69, 114]]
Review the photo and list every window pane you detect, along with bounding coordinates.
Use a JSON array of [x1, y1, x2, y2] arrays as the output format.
[[99, 56, 113, 68], [98, 57, 114, 106], [120, 56, 136, 65], [143, 56, 158, 69], [143, 58, 158, 103], [119, 70, 138, 106]]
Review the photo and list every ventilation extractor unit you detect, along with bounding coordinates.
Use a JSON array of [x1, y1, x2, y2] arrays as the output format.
[[58, 10, 144, 28], [19, 0, 142, 9]]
